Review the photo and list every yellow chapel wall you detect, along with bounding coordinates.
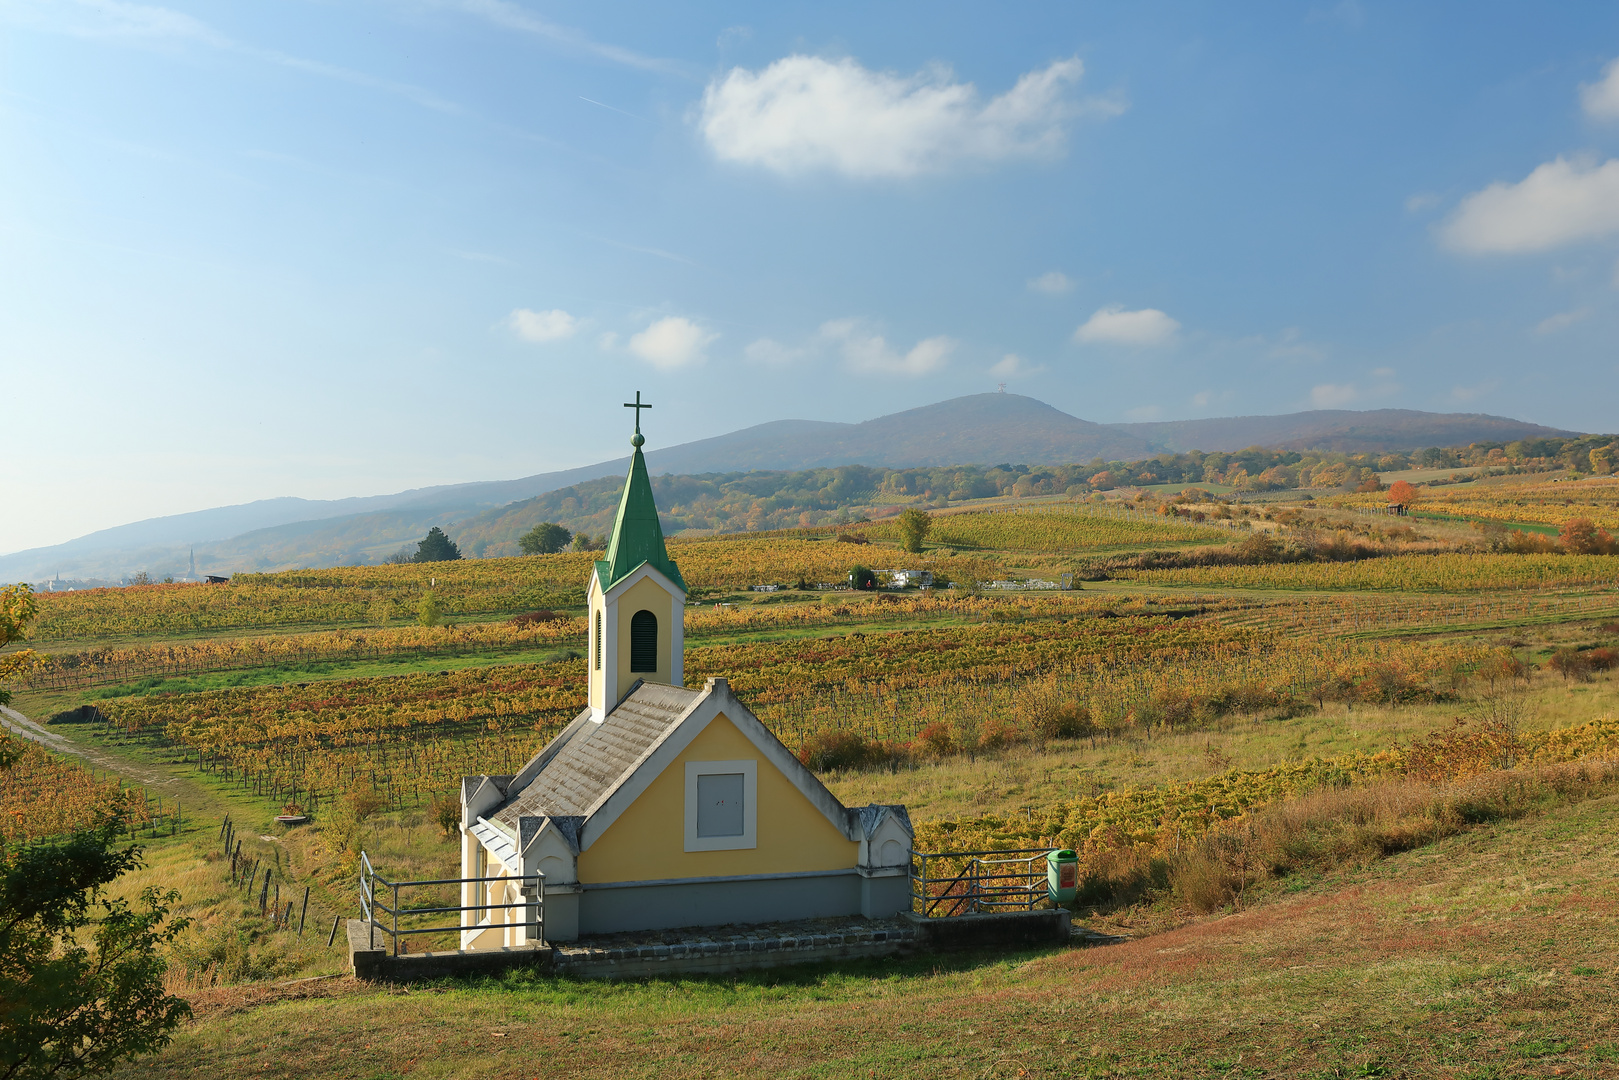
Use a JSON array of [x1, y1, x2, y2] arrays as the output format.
[[614, 576, 675, 690], [577, 712, 858, 884]]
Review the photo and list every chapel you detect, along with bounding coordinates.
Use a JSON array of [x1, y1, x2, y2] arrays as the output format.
[[458, 403, 913, 946]]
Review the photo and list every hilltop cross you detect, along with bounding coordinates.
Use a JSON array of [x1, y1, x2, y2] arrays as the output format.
[[623, 391, 652, 437]]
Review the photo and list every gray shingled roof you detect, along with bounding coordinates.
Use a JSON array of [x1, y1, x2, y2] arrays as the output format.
[[490, 682, 701, 831]]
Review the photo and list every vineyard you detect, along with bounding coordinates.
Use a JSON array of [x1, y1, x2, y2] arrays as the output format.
[[914, 714, 1619, 861], [1116, 552, 1619, 593], [1343, 475, 1619, 531], [20, 618, 585, 690], [23, 506, 1262, 641], [21, 591, 1234, 690], [27, 541, 989, 640], [0, 736, 158, 842], [86, 611, 1511, 817], [862, 505, 1233, 553]]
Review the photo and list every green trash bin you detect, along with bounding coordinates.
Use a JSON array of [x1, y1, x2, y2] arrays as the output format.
[[1046, 849, 1079, 905]]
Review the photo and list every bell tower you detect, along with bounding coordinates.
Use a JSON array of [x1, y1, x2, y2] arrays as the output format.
[[587, 393, 688, 720]]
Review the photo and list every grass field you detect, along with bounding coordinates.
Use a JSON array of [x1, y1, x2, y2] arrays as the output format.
[[104, 786, 1619, 1079]]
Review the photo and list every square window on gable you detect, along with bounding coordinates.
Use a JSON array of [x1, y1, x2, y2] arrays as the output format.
[[684, 760, 757, 852], [696, 773, 744, 837]]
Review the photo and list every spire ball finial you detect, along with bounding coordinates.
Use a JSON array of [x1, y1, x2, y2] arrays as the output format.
[[631, 432, 645, 448]]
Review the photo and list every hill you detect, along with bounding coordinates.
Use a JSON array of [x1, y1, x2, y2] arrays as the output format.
[[2, 395, 1578, 581], [1120, 407, 1575, 454]]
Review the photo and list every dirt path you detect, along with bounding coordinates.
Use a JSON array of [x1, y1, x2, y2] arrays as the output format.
[[1, 703, 181, 790]]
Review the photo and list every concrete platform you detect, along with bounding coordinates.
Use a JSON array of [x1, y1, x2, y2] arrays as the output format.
[[348, 907, 1096, 983], [901, 907, 1072, 949]]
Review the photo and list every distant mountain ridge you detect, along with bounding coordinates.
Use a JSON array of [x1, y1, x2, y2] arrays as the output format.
[[4, 395, 1576, 581]]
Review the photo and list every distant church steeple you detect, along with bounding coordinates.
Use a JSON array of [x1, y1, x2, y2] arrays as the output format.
[[586, 393, 687, 720]]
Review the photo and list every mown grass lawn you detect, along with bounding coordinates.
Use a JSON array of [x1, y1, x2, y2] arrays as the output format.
[[117, 790, 1619, 1079]]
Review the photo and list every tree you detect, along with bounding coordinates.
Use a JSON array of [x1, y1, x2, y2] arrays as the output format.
[[848, 565, 876, 590], [413, 527, 461, 563], [1386, 480, 1420, 507], [0, 585, 40, 710], [518, 522, 572, 556], [896, 508, 932, 554], [0, 822, 191, 1078], [417, 590, 441, 628]]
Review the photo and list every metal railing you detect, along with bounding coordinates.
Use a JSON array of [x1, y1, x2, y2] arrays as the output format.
[[359, 851, 544, 956], [911, 848, 1053, 917]]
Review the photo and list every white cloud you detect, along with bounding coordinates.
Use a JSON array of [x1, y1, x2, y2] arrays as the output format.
[[743, 337, 804, 366], [1442, 156, 1619, 253], [1581, 58, 1619, 120], [1310, 383, 1360, 408], [1073, 305, 1180, 346], [1125, 404, 1162, 421], [1405, 192, 1440, 214], [820, 319, 953, 376], [628, 317, 715, 370], [1026, 270, 1073, 295], [1371, 366, 1395, 378], [597, 331, 619, 351], [1535, 307, 1591, 334], [989, 353, 1041, 377], [699, 55, 1103, 179], [507, 308, 578, 343]]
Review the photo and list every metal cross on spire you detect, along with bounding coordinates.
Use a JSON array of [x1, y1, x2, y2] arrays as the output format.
[[623, 391, 651, 447]]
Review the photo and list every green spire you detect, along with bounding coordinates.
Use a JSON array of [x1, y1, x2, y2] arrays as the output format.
[[595, 400, 686, 595]]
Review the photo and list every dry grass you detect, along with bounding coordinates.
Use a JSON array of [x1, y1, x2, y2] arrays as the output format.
[[1167, 758, 1619, 913]]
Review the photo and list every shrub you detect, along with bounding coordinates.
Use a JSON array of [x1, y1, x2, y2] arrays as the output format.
[[506, 610, 562, 627], [1560, 517, 1614, 555], [429, 793, 461, 839], [978, 717, 1023, 751], [1032, 701, 1093, 740], [1403, 717, 1523, 782], [916, 722, 955, 757], [1548, 647, 1593, 682], [798, 729, 882, 772], [1237, 532, 1283, 563], [1476, 651, 1528, 691]]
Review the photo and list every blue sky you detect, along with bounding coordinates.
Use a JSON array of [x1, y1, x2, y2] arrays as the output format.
[[4, 1, 1619, 553]]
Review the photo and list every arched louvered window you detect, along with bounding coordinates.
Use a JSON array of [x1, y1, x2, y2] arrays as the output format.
[[630, 609, 658, 673], [593, 611, 602, 671]]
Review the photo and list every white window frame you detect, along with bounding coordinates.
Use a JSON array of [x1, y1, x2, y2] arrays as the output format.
[[684, 759, 757, 852], [474, 845, 492, 927]]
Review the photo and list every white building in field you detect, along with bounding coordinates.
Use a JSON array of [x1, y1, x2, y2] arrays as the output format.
[[458, 415, 913, 946]]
